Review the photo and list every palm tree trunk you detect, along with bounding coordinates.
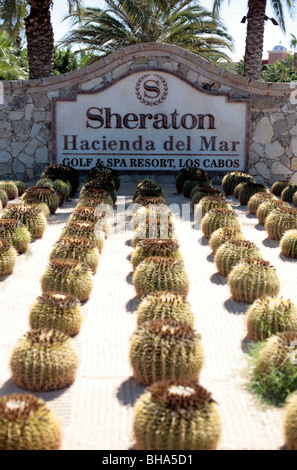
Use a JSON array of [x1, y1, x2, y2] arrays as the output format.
[[25, 0, 54, 79], [244, 0, 267, 80]]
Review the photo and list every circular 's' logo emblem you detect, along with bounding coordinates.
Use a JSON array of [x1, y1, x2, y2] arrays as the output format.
[[135, 73, 168, 106]]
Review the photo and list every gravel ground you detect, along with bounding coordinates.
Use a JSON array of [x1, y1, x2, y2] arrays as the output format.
[[0, 180, 296, 450]]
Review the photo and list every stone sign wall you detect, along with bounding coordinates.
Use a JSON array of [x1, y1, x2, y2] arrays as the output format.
[[0, 43, 297, 184]]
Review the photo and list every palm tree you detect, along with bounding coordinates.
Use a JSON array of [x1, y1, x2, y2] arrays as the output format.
[[212, 0, 296, 80], [289, 32, 297, 71], [0, 30, 28, 79], [0, 0, 83, 79], [61, 0, 234, 63]]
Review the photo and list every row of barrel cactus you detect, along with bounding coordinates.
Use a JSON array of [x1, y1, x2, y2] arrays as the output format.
[[0, 180, 60, 277], [2, 164, 119, 450], [130, 178, 222, 450], [222, 172, 297, 446]]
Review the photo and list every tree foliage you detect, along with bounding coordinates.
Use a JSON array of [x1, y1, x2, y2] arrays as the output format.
[[61, 0, 234, 63]]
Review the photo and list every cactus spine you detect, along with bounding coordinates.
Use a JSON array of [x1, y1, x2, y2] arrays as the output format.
[[60, 221, 105, 252], [133, 257, 190, 299], [265, 207, 297, 241], [237, 183, 270, 206], [0, 219, 31, 254], [222, 171, 254, 196], [22, 187, 59, 214], [1, 204, 47, 239], [209, 227, 244, 254], [281, 185, 297, 203], [10, 329, 78, 391], [246, 297, 297, 341], [201, 208, 241, 239], [29, 293, 82, 336], [132, 239, 182, 270], [133, 380, 221, 450], [280, 230, 297, 258], [50, 236, 100, 273], [255, 331, 297, 376], [0, 181, 18, 200], [129, 320, 203, 385], [0, 240, 17, 276], [194, 196, 231, 219], [41, 259, 93, 302], [228, 259, 280, 304], [247, 192, 275, 215], [271, 180, 290, 196], [136, 292, 195, 326], [283, 394, 297, 450], [215, 240, 263, 276], [256, 199, 289, 226], [0, 189, 8, 208], [0, 393, 62, 450]]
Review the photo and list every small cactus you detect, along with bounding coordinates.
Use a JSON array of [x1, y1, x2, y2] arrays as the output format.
[[133, 380, 221, 450], [86, 165, 120, 190], [0, 189, 8, 208], [133, 257, 190, 299], [280, 230, 297, 259], [215, 240, 263, 276], [183, 179, 211, 198], [41, 258, 93, 302], [69, 206, 111, 234], [194, 196, 231, 219], [80, 179, 117, 203], [22, 187, 59, 214], [50, 236, 100, 273], [265, 207, 297, 241], [131, 239, 182, 270], [228, 258, 280, 304], [271, 180, 291, 196], [134, 195, 167, 207], [60, 221, 105, 252], [0, 219, 31, 254], [129, 319, 204, 385], [201, 208, 241, 239], [246, 297, 297, 341], [209, 227, 244, 254], [0, 240, 17, 276], [256, 199, 289, 226], [255, 331, 297, 377], [29, 293, 82, 336], [131, 205, 172, 232], [10, 329, 78, 392], [283, 393, 297, 450], [191, 187, 223, 210], [247, 192, 275, 215], [79, 188, 114, 207], [0, 181, 18, 200], [136, 292, 195, 326], [175, 167, 193, 193], [222, 171, 254, 196], [133, 180, 164, 201], [237, 183, 270, 206], [281, 184, 297, 203], [132, 223, 177, 248], [53, 179, 71, 204], [1, 204, 47, 239], [41, 164, 80, 193], [0, 393, 62, 450], [13, 181, 27, 197]]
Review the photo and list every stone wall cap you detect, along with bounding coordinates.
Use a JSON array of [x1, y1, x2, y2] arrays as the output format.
[[1, 43, 295, 96]]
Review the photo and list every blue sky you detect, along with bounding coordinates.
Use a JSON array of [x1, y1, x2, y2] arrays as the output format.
[[51, 0, 297, 61]]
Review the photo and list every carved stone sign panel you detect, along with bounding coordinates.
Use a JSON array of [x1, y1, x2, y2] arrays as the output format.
[[52, 68, 250, 172]]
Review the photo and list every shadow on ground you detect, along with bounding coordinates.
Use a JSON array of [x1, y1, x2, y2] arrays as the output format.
[[116, 376, 145, 407], [224, 298, 249, 315]]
